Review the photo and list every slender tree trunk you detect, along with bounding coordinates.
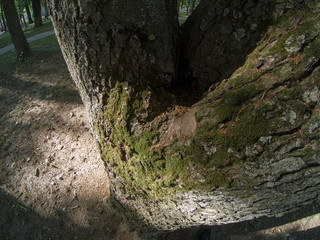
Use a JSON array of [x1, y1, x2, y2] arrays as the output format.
[[190, 0, 196, 13], [186, 0, 191, 15], [32, 0, 42, 27], [48, 0, 320, 237], [3, 0, 32, 59], [43, 0, 47, 10], [0, 18, 4, 31], [25, 4, 33, 24], [176, 0, 180, 13], [1, 3, 7, 31], [19, 7, 27, 28]]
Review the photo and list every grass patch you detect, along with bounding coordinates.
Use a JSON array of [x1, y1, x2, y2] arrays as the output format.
[[179, 11, 189, 18], [179, 19, 186, 25], [0, 20, 53, 49], [0, 34, 59, 73], [0, 34, 80, 104]]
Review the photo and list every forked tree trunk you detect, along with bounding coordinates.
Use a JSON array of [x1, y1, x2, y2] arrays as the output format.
[[32, 0, 42, 27], [3, 0, 32, 59], [48, 0, 320, 238]]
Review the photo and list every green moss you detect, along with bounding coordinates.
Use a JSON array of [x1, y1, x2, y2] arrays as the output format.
[[277, 86, 303, 101], [208, 171, 232, 188], [228, 105, 270, 150], [94, 7, 320, 199], [214, 84, 262, 123]]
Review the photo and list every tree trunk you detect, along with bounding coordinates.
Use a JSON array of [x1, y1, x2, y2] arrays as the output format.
[[19, 7, 27, 28], [1, 3, 7, 32], [190, 0, 196, 13], [186, 0, 191, 15], [25, 4, 33, 24], [32, 0, 42, 27], [0, 18, 4, 31], [48, 0, 320, 237], [3, 0, 32, 59]]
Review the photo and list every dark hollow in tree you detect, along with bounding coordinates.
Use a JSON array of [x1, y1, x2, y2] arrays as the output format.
[[48, 0, 320, 238], [3, 0, 32, 59]]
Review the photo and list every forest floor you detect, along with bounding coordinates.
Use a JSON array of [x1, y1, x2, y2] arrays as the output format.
[[0, 35, 134, 240], [0, 35, 320, 240]]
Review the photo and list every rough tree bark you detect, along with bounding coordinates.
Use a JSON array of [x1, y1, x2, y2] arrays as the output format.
[[3, 0, 31, 59], [32, 0, 42, 27], [48, 0, 320, 238]]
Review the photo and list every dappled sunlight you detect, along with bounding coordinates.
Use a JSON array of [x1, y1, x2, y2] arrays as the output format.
[[0, 89, 133, 238], [1, 1, 320, 237], [0, 38, 134, 239]]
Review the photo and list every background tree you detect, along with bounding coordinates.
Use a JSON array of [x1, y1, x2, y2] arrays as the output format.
[[24, 0, 33, 24], [47, 0, 320, 237], [17, 1, 27, 28], [31, 0, 41, 27], [0, 1, 8, 31], [3, 0, 31, 59], [41, 0, 46, 10]]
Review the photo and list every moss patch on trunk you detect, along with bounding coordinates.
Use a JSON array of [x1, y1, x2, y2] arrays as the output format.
[[95, 7, 320, 199]]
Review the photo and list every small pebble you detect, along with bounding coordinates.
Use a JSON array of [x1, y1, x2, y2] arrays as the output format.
[[56, 176, 63, 180]]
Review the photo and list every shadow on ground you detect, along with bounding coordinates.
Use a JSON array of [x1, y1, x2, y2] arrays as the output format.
[[1, 186, 319, 240], [0, 189, 118, 240]]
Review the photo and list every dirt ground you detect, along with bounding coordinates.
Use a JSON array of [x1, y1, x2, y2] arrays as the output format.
[[0, 50, 134, 240], [0, 42, 320, 240]]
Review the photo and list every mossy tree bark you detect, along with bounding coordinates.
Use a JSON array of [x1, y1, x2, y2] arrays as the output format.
[[48, 0, 320, 237], [3, 0, 32, 59]]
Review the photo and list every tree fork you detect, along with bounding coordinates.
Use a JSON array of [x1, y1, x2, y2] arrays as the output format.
[[48, 0, 320, 237]]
